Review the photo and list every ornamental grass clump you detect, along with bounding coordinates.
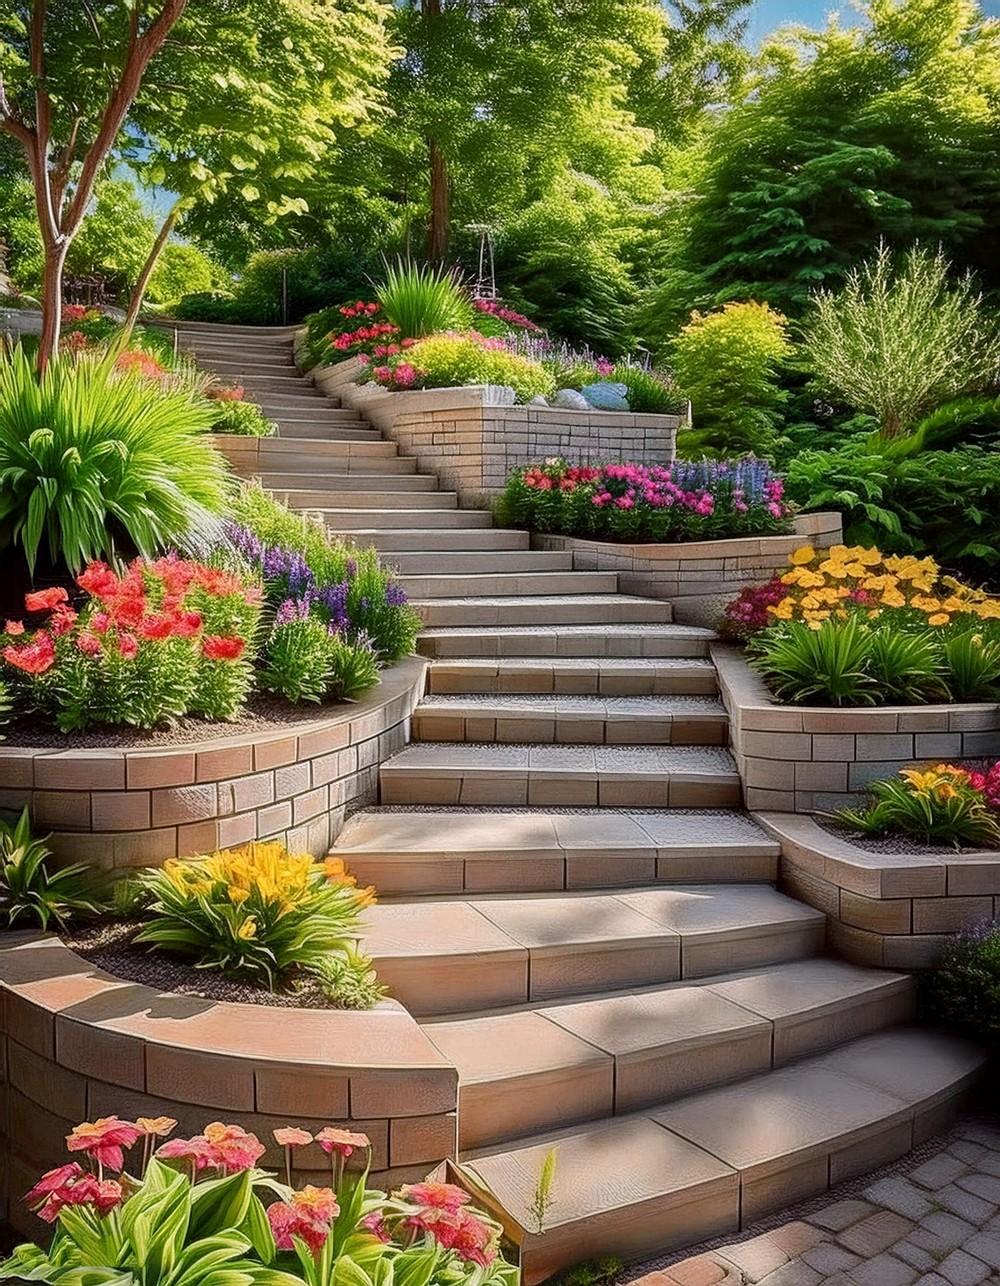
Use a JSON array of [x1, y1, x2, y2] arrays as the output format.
[[495, 456, 792, 543], [837, 764, 1000, 849], [0, 807, 103, 929], [0, 558, 260, 730], [136, 843, 375, 991], [1, 1116, 514, 1286]]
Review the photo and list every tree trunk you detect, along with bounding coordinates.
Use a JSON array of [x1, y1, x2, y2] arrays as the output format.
[[427, 138, 450, 260], [37, 238, 68, 370], [120, 199, 182, 345]]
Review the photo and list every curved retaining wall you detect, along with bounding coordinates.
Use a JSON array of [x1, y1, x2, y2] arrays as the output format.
[[714, 645, 1000, 814], [533, 513, 843, 628], [0, 932, 457, 1234], [0, 657, 426, 869]]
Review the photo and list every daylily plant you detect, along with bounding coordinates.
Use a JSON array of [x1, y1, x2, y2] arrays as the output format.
[[0, 1116, 517, 1286]]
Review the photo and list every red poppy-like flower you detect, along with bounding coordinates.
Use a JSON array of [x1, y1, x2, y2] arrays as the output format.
[[202, 1122, 266, 1173], [138, 613, 174, 641], [24, 1162, 84, 1209], [76, 631, 102, 657], [157, 1134, 217, 1173], [77, 562, 119, 599], [111, 597, 145, 629], [171, 611, 202, 639], [266, 1196, 334, 1255], [25, 586, 69, 613], [49, 606, 78, 637], [4, 620, 24, 635], [66, 1117, 143, 1171], [3, 632, 56, 675], [93, 1179, 125, 1215], [398, 1181, 472, 1212], [202, 635, 246, 662], [118, 633, 139, 660], [274, 1127, 313, 1149], [315, 1127, 370, 1158], [405, 1206, 497, 1266]]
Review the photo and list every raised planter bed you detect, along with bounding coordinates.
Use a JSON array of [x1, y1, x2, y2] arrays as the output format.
[[0, 656, 426, 869], [532, 512, 843, 627], [301, 349, 681, 505], [759, 812, 1000, 969], [0, 931, 456, 1234], [714, 645, 1000, 814]]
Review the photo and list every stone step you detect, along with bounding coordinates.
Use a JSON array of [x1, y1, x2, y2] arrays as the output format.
[[412, 694, 727, 745], [455, 1028, 985, 1284], [258, 471, 433, 492], [389, 551, 575, 576], [369, 529, 531, 553], [255, 437, 400, 459], [320, 509, 493, 531], [251, 387, 333, 404], [266, 414, 377, 430], [427, 657, 719, 696], [424, 959, 916, 1150], [179, 340, 296, 362], [272, 427, 383, 444], [334, 807, 781, 895], [361, 883, 824, 1016], [415, 594, 675, 629], [270, 489, 459, 511], [398, 571, 620, 600], [247, 456, 418, 478], [164, 319, 300, 338], [197, 358, 297, 375], [378, 742, 741, 807], [417, 623, 712, 659]]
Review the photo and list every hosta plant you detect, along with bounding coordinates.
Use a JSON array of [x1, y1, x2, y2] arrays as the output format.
[[0, 808, 103, 929], [0, 558, 260, 731], [135, 844, 376, 991], [0, 1116, 514, 1286], [0, 346, 226, 574], [837, 765, 1000, 849]]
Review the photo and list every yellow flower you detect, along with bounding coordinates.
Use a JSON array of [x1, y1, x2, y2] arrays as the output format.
[[880, 588, 906, 609], [227, 886, 250, 905], [768, 598, 795, 620], [927, 613, 950, 626], [819, 558, 850, 580], [790, 545, 816, 565], [900, 768, 940, 792], [237, 917, 258, 940]]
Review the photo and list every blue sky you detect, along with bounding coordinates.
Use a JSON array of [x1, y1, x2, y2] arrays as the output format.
[[747, 0, 1000, 40]]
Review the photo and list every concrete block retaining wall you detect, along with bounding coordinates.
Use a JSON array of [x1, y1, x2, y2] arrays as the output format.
[[305, 351, 680, 505], [0, 658, 426, 869], [534, 512, 843, 627], [715, 645, 1000, 814], [0, 933, 457, 1233]]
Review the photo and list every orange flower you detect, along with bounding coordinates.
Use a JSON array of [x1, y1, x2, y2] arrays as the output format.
[[292, 1185, 339, 1223], [315, 1127, 370, 1158], [66, 1117, 143, 1171], [274, 1127, 313, 1148], [137, 1116, 177, 1138]]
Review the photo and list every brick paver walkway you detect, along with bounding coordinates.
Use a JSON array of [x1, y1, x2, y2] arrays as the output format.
[[627, 1120, 1000, 1286]]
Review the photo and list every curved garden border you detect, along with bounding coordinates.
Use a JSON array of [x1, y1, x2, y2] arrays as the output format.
[[758, 812, 1000, 970], [532, 512, 843, 627], [713, 644, 1000, 813], [0, 656, 427, 870], [0, 931, 457, 1235]]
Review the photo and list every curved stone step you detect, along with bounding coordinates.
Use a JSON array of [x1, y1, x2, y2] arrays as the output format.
[[378, 741, 740, 807], [417, 623, 711, 659], [415, 594, 674, 629], [336, 806, 779, 895], [360, 883, 823, 1014], [256, 436, 400, 458], [412, 693, 727, 745], [453, 1029, 985, 1284], [390, 551, 575, 575], [423, 959, 916, 1149], [249, 456, 418, 477], [427, 656, 718, 697], [399, 571, 620, 599]]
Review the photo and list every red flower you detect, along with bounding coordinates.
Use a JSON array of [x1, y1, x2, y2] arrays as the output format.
[[171, 611, 202, 639], [90, 611, 111, 635], [315, 1127, 370, 1158], [4, 620, 24, 635], [138, 613, 174, 641], [398, 1181, 471, 1213], [111, 597, 145, 629], [3, 632, 56, 675], [202, 635, 245, 661], [360, 1211, 391, 1242], [267, 1192, 336, 1255], [49, 606, 78, 637], [157, 1135, 217, 1173], [66, 1117, 143, 1171], [118, 633, 139, 660], [25, 586, 69, 613], [77, 631, 102, 657], [202, 1122, 265, 1173], [405, 1207, 496, 1266], [24, 1162, 84, 1209], [78, 562, 120, 599]]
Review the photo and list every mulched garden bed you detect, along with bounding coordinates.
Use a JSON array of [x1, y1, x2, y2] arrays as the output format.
[[1, 692, 354, 750], [63, 919, 331, 1009], [815, 814, 998, 858]]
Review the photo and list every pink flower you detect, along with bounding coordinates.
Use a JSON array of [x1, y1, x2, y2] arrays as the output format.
[[315, 1127, 370, 1158], [24, 1163, 84, 1210], [66, 1117, 143, 1172], [76, 631, 102, 657], [398, 1181, 472, 1212], [118, 632, 138, 660], [360, 1211, 391, 1242], [274, 1127, 313, 1148]]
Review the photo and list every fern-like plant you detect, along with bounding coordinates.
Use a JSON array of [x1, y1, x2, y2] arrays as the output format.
[[0, 808, 103, 929], [0, 345, 227, 572]]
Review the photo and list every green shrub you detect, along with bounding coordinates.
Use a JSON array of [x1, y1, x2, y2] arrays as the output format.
[[803, 244, 1000, 438], [942, 630, 1000, 701], [375, 258, 473, 338], [748, 616, 878, 706], [146, 241, 220, 305], [837, 766, 1000, 850], [312, 945, 388, 1009], [0, 808, 103, 930], [174, 289, 241, 322], [924, 919, 1000, 1051], [209, 398, 277, 437], [613, 361, 685, 415], [0, 346, 227, 574], [672, 301, 792, 458], [401, 333, 555, 402], [136, 841, 373, 990]]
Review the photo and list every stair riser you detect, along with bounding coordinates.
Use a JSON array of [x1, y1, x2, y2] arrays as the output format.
[[256, 473, 431, 492], [324, 511, 492, 531], [452, 983, 916, 1151], [378, 773, 741, 809], [273, 491, 458, 511], [416, 600, 675, 628], [427, 671, 719, 698], [417, 632, 707, 659], [390, 553, 574, 575], [246, 459, 418, 478], [256, 440, 399, 459], [400, 572, 619, 598], [411, 709, 728, 745], [273, 431, 382, 445], [372, 531, 530, 552], [371, 923, 820, 1016]]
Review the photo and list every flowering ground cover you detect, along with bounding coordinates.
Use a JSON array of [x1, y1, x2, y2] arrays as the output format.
[[494, 456, 792, 542], [1, 1116, 514, 1286], [837, 762, 1000, 848]]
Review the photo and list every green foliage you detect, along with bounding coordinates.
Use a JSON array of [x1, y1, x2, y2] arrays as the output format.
[[375, 259, 472, 338], [260, 619, 380, 705], [547, 1257, 626, 1286], [838, 768, 1000, 850], [0, 174, 44, 291], [0, 346, 226, 574], [209, 399, 277, 437], [941, 630, 1000, 702], [671, 301, 792, 457], [403, 334, 555, 403], [748, 616, 878, 706], [923, 920, 1000, 1051], [0, 808, 103, 930], [136, 842, 371, 991], [65, 180, 156, 289], [146, 242, 220, 305], [613, 362, 685, 415], [312, 946, 388, 1010], [782, 444, 902, 538], [803, 244, 1000, 438], [530, 1149, 558, 1235]]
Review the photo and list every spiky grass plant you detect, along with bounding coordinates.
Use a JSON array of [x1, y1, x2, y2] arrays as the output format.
[[374, 257, 472, 338]]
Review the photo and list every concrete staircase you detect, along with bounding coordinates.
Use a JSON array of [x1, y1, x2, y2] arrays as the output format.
[[180, 322, 985, 1284]]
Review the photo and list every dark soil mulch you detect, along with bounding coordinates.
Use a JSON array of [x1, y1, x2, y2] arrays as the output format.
[[64, 919, 331, 1008], [2, 693, 348, 750], [815, 813, 999, 858]]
